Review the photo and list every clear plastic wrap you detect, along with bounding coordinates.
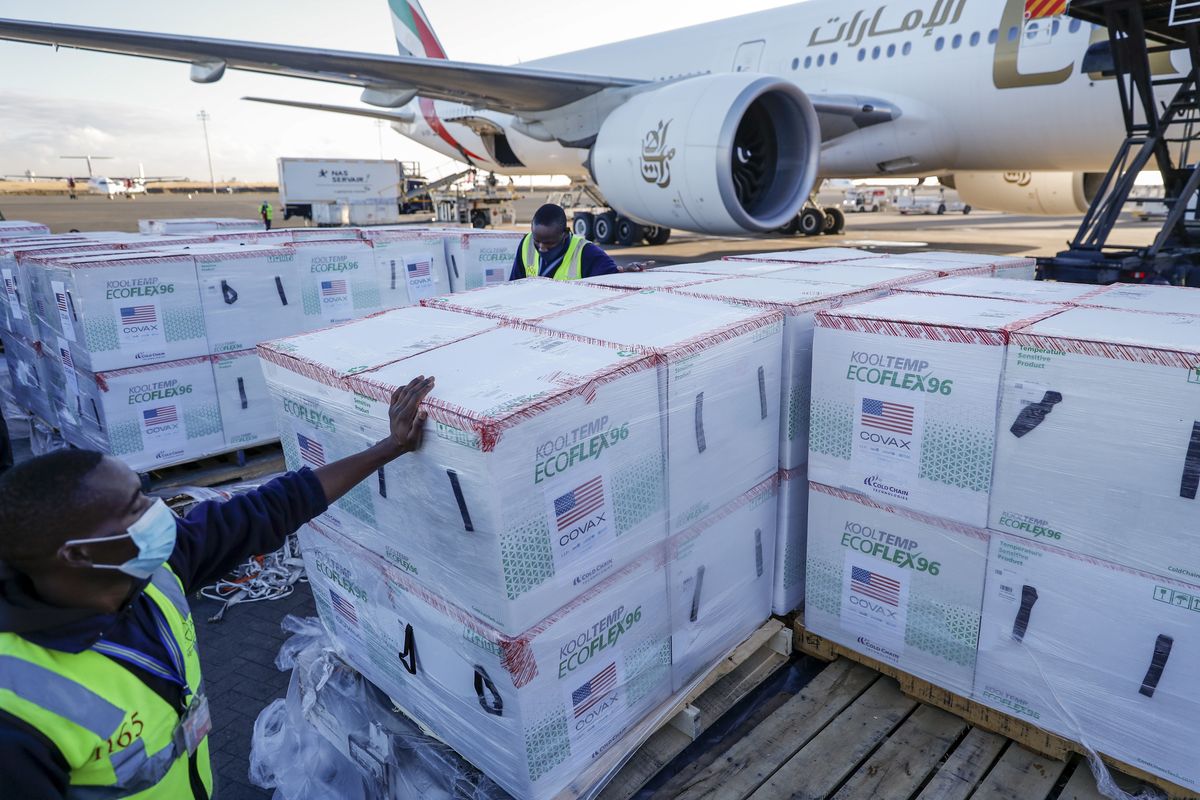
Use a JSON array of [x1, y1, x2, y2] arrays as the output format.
[[666, 276, 887, 471], [807, 292, 1060, 527], [422, 276, 620, 324], [773, 465, 808, 615], [989, 306, 1200, 580], [266, 324, 666, 635], [0, 332, 57, 426], [138, 217, 263, 235], [898, 275, 1099, 304], [358, 228, 454, 306], [191, 245, 308, 353], [289, 239, 385, 326], [1076, 281, 1200, 315], [577, 271, 721, 291], [211, 349, 277, 449], [0, 220, 51, 238], [298, 474, 777, 800], [1, 241, 119, 341], [805, 481, 989, 698], [760, 263, 938, 290], [657, 259, 793, 277], [886, 250, 1038, 279], [975, 534, 1200, 796], [441, 230, 524, 293], [724, 247, 877, 265], [533, 288, 783, 534]]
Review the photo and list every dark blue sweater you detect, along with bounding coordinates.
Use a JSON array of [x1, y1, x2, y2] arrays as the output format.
[[508, 236, 619, 281], [0, 469, 328, 799]]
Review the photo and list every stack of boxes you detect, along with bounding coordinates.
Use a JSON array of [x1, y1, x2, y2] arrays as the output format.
[[0, 226, 523, 471], [258, 277, 799, 799], [803, 281, 1200, 794]]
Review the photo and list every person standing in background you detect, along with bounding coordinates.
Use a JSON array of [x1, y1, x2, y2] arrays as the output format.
[[259, 201, 273, 231]]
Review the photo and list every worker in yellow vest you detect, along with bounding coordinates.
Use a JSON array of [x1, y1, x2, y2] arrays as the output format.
[[259, 201, 273, 231], [0, 376, 435, 798], [509, 203, 652, 280]]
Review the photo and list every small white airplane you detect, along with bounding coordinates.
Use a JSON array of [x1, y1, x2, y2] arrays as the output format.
[[0, 0, 1184, 236], [9, 156, 181, 198]]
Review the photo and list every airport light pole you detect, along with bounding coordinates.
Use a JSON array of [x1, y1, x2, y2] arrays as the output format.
[[197, 109, 216, 194]]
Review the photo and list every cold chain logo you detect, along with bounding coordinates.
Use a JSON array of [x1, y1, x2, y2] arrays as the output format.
[[534, 416, 630, 483], [846, 351, 953, 395], [863, 475, 909, 502], [840, 520, 940, 575], [855, 636, 900, 663], [558, 605, 642, 678], [996, 511, 1062, 541]]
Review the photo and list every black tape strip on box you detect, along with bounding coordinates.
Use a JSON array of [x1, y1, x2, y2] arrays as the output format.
[[447, 469, 474, 532], [1012, 584, 1038, 642], [1181, 421, 1200, 500], [758, 366, 768, 420], [689, 565, 706, 623], [274, 276, 288, 306], [694, 392, 706, 454], [220, 279, 238, 305], [237, 377, 248, 410], [754, 528, 764, 578], [1139, 634, 1173, 698], [1009, 391, 1062, 438]]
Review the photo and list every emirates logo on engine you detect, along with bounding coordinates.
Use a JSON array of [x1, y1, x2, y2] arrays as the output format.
[[640, 120, 676, 189], [1003, 171, 1032, 187]]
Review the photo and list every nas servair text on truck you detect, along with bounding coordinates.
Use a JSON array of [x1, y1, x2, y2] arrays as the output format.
[[0, 0, 1183, 242]]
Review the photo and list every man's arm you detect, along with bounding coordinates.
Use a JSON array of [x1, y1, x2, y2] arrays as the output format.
[[169, 376, 433, 591], [580, 243, 654, 277], [0, 711, 69, 799]]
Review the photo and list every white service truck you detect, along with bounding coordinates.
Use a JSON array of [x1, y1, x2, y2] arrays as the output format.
[[277, 158, 405, 225]]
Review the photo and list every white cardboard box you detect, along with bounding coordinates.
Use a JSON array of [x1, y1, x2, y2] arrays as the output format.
[[211, 349, 276, 449], [1, 242, 116, 341], [442, 230, 524, 292], [290, 239, 382, 325], [669, 276, 886, 470], [0, 332, 56, 425], [670, 476, 778, 690], [805, 482, 989, 697], [300, 518, 672, 800], [760, 263, 937, 290], [266, 326, 668, 635], [888, 251, 1037, 280], [535, 289, 784, 533], [725, 248, 880, 265], [0, 221, 51, 239], [30, 251, 209, 372], [989, 306, 1200, 581], [974, 534, 1200, 794], [1076, 282, 1200, 316], [578, 270, 721, 291], [658, 259, 792, 277], [65, 354, 226, 470], [808, 293, 1060, 527], [774, 466, 809, 615], [360, 229, 452, 307], [899, 276, 1099, 304], [192, 245, 307, 354], [422, 276, 619, 323]]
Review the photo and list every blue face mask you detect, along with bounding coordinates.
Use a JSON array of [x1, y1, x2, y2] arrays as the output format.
[[63, 499, 178, 580]]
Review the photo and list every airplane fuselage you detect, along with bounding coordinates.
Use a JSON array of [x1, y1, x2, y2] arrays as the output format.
[[397, 0, 1175, 178]]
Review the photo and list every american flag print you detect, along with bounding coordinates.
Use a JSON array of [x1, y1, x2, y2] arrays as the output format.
[[406, 259, 431, 278], [297, 433, 326, 467], [1024, 0, 1068, 19], [554, 476, 604, 532], [484, 267, 504, 283], [120, 305, 157, 325], [329, 589, 358, 626], [56, 292, 69, 313], [851, 566, 901, 607], [320, 280, 348, 297], [860, 398, 915, 435], [572, 662, 617, 718], [142, 406, 178, 428], [59, 346, 74, 370]]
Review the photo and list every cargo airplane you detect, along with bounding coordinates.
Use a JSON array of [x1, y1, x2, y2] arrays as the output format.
[[0, 0, 1179, 240]]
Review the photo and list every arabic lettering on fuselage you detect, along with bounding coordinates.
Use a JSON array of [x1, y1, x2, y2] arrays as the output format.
[[807, 0, 969, 48]]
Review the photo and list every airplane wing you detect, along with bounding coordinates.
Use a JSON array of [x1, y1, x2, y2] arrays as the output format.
[[0, 18, 640, 113], [242, 96, 416, 124]]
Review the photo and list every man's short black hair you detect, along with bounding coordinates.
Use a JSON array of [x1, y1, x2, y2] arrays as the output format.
[[0, 449, 106, 562], [532, 203, 568, 230]]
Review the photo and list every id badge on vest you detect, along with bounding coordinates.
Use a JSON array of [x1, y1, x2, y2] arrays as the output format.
[[174, 693, 211, 755]]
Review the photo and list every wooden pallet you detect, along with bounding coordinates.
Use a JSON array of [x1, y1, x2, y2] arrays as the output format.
[[554, 619, 793, 800], [140, 441, 285, 491], [786, 617, 1195, 800]]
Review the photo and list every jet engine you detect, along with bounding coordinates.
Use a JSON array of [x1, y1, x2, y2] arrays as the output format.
[[948, 171, 1105, 216], [590, 74, 820, 235]]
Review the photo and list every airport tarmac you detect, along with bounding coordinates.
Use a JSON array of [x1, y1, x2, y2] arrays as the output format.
[[0, 191, 1162, 264]]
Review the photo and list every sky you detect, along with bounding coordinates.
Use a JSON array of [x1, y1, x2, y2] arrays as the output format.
[[0, 0, 794, 183]]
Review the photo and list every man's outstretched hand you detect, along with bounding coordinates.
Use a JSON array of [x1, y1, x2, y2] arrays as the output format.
[[313, 374, 435, 505], [387, 375, 435, 456], [618, 260, 657, 273]]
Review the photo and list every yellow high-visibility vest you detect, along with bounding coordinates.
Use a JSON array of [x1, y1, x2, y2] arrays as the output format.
[[520, 233, 586, 280]]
